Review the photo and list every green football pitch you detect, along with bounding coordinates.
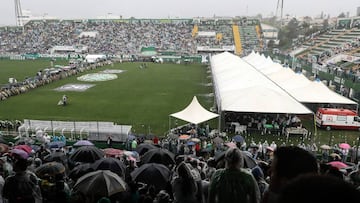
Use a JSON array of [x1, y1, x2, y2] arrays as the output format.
[[0, 59, 359, 147], [0, 59, 213, 136]]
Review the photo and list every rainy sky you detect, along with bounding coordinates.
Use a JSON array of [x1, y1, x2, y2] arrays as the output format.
[[0, 0, 359, 25]]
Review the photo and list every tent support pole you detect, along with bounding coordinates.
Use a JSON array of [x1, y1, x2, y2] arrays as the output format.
[[218, 111, 222, 134], [313, 113, 317, 138], [168, 116, 171, 135]]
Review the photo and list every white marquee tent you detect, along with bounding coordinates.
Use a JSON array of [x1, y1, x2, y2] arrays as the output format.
[[211, 52, 313, 114], [243, 52, 357, 105], [170, 96, 219, 124]]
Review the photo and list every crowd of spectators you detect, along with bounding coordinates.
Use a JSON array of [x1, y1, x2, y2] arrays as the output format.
[[0, 58, 110, 101], [0, 131, 359, 203], [0, 19, 264, 56], [0, 20, 196, 56]]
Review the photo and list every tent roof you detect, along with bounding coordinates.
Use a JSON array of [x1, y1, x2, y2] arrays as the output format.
[[170, 96, 219, 124], [211, 52, 312, 114], [243, 52, 357, 105]]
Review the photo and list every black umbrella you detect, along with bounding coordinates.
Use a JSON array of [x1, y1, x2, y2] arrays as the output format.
[[43, 151, 67, 164], [69, 163, 93, 181], [136, 143, 158, 156], [91, 158, 126, 178], [215, 150, 257, 169], [35, 162, 66, 179], [131, 163, 171, 190], [69, 146, 104, 163], [0, 136, 7, 144], [72, 170, 127, 200], [141, 148, 175, 166]]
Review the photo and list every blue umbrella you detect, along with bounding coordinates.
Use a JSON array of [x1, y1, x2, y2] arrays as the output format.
[[187, 141, 195, 146], [49, 141, 66, 149], [233, 135, 245, 143]]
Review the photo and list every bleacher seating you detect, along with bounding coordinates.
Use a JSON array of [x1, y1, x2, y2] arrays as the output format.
[[0, 18, 264, 56], [297, 28, 360, 59], [232, 24, 242, 55]]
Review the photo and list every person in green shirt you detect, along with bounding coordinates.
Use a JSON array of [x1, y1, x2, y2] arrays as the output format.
[[131, 140, 137, 151], [208, 147, 260, 203]]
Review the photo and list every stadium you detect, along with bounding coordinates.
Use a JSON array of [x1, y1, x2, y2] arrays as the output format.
[[0, 1, 360, 202]]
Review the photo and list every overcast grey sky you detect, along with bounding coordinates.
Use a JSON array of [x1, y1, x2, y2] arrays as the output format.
[[0, 0, 359, 25]]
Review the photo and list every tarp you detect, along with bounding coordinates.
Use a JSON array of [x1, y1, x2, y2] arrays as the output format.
[[211, 52, 313, 114], [243, 51, 357, 105], [170, 96, 219, 124]]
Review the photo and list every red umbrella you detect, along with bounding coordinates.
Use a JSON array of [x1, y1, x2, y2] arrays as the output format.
[[328, 161, 348, 169], [178, 135, 190, 140], [339, 143, 351, 149], [103, 148, 124, 157], [14, 145, 32, 154], [225, 142, 237, 148]]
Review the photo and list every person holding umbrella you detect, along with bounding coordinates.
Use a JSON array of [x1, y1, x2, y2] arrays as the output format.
[[3, 149, 43, 203], [172, 162, 198, 203], [35, 162, 70, 203], [208, 147, 260, 203]]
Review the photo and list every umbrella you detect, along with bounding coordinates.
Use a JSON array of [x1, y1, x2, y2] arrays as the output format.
[[103, 148, 124, 157], [14, 144, 32, 154], [178, 134, 190, 140], [339, 143, 351, 150], [0, 136, 6, 144], [143, 140, 154, 144], [320, 144, 331, 150], [127, 134, 136, 141], [69, 146, 104, 163], [43, 151, 67, 164], [330, 153, 342, 161], [49, 141, 66, 149], [141, 148, 175, 166], [187, 141, 195, 146], [10, 148, 29, 160], [123, 151, 140, 162], [30, 145, 41, 152], [233, 135, 244, 143], [0, 143, 9, 154], [91, 158, 126, 178], [328, 161, 348, 169], [215, 150, 257, 169], [225, 142, 237, 148], [136, 143, 157, 156], [35, 162, 65, 179], [69, 163, 93, 181], [190, 138, 201, 143], [131, 163, 171, 190], [213, 137, 224, 144], [74, 140, 94, 147], [73, 170, 127, 198]]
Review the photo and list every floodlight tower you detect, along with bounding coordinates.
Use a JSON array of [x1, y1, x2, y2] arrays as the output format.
[[276, 0, 284, 27], [14, 0, 23, 26]]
